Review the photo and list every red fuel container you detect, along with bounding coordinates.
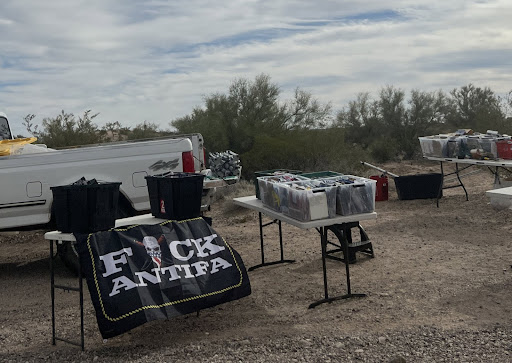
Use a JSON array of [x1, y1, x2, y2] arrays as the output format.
[[370, 175, 388, 201], [497, 140, 512, 160]]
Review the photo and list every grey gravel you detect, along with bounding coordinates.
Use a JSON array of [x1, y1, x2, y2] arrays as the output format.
[[2, 325, 511, 362]]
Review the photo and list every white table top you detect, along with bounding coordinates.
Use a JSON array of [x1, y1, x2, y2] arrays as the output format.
[[486, 186, 512, 197], [44, 213, 166, 241], [426, 156, 512, 167], [233, 196, 377, 229]]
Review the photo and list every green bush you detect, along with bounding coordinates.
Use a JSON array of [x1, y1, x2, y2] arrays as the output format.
[[370, 138, 399, 163], [239, 128, 371, 181]]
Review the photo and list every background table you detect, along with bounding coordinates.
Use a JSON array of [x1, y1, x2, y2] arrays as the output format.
[[233, 196, 377, 308], [426, 156, 512, 205]]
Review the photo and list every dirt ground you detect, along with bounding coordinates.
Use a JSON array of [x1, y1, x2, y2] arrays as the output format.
[[1, 160, 511, 362]]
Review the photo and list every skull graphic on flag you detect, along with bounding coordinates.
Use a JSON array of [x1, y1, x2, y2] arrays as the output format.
[[134, 235, 165, 267]]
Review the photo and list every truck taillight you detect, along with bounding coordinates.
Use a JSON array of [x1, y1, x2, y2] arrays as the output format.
[[182, 151, 195, 172]]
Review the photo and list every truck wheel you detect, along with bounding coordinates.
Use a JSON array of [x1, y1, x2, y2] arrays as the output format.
[[56, 241, 81, 276]]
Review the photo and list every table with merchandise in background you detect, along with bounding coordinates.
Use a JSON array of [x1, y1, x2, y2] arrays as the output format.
[[425, 156, 512, 206]]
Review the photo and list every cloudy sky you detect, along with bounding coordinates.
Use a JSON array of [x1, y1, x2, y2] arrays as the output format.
[[1, 0, 511, 136]]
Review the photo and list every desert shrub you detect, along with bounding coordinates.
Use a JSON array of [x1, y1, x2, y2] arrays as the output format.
[[370, 137, 399, 163], [239, 128, 372, 181]]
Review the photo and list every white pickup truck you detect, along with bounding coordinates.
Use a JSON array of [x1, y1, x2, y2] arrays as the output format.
[[0, 112, 214, 231]]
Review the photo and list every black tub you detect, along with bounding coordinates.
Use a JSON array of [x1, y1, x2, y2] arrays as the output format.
[[393, 173, 443, 200]]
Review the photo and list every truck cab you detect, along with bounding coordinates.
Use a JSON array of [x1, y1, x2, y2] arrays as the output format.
[[0, 112, 13, 140]]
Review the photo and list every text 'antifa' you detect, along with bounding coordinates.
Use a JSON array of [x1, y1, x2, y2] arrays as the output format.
[[98, 233, 234, 297]]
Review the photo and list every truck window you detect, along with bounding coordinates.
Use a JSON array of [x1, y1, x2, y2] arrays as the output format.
[[0, 116, 12, 140]]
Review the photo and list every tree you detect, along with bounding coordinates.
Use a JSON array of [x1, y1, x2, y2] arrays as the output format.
[[223, 74, 287, 152], [337, 87, 458, 160], [336, 92, 380, 148], [336, 86, 407, 160], [446, 84, 505, 132], [284, 88, 332, 130], [407, 89, 449, 134], [99, 121, 131, 142], [400, 89, 452, 158], [171, 74, 332, 156], [378, 85, 406, 131], [127, 121, 161, 140], [22, 114, 38, 137], [25, 110, 101, 148]]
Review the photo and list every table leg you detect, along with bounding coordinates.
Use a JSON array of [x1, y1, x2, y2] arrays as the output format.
[[438, 161, 471, 207], [258, 212, 265, 266], [437, 162, 444, 208], [488, 165, 512, 186], [278, 220, 284, 261], [343, 232, 352, 295], [455, 163, 469, 201], [50, 240, 56, 346], [321, 227, 328, 299], [50, 240, 85, 351], [308, 224, 366, 309], [248, 212, 295, 271]]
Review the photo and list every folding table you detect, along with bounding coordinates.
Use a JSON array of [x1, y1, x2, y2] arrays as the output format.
[[233, 196, 377, 308], [426, 156, 512, 205], [45, 213, 165, 350]]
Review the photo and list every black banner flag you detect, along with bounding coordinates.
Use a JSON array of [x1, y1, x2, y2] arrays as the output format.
[[75, 217, 251, 339]]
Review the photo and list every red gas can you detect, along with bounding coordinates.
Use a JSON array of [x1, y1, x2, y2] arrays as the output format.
[[370, 175, 388, 201]]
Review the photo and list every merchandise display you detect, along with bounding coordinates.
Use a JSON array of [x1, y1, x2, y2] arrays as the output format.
[[419, 130, 511, 160], [257, 174, 308, 211], [257, 172, 376, 221]]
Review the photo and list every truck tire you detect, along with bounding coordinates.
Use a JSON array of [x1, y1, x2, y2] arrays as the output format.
[[56, 241, 81, 276]]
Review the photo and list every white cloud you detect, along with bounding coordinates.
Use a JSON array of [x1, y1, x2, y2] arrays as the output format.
[[1, 0, 511, 137]]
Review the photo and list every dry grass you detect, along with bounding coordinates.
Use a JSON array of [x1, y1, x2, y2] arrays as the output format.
[[214, 179, 255, 201], [210, 179, 256, 216]]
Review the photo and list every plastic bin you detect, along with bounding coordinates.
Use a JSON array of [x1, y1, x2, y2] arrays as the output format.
[[280, 180, 337, 221], [464, 135, 481, 151], [329, 176, 376, 216], [51, 182, 121, 233], [257, 174, 307, 211], [145, 172, 204, 220], [419, 136, 449, 158], [254, 169, 302, 199], [300, 171, 343, 179], [446, 136, 470, 158], [418, 136, 435, 157], [258, 178, 285, 211], [479, 136, 498, 159], [394, 173, 442, 200]]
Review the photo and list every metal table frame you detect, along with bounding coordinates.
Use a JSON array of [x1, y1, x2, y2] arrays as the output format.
[[426, 157, 512, 206], [48, 234, 84, 350], [45, 213, 165, 350], [233, 196, 377, 309]]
